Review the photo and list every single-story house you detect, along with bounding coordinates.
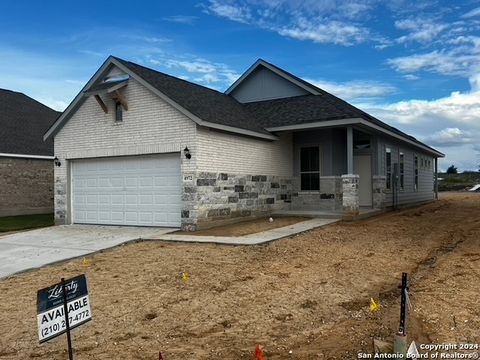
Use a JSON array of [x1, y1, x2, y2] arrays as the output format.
[[44, 57, 444, 230], [0, 89, 59, 217]]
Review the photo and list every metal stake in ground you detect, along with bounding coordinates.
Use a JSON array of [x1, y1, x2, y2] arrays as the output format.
[[393, 272, 409, 356], [61, 278, 74, 360], [399, 272, 409, 335]]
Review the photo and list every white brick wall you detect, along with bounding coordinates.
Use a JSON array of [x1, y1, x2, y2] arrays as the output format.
[[196, 127, 293, 176], [54, 66, 197, 223], [53, 64, 296, 226], [55, 69, 196, 162]]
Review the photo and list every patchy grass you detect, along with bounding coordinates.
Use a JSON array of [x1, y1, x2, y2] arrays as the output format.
[[438, 172, 480, 191], [0, 213, 54, 233]]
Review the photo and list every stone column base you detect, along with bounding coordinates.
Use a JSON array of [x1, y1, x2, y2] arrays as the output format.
[[342, 174, 359, 216]]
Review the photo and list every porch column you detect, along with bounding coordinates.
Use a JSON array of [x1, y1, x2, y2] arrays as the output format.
[[347, 126, 353, 174], [342, 174, 359, 217], [434, 157, 438, 200]]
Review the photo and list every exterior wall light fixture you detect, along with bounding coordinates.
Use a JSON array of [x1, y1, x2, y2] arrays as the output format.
[[54, 157, 61, 167], [184, 147, 191, 159]]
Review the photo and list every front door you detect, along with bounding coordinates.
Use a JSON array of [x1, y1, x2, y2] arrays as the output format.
[[353, 155, 372, 207]]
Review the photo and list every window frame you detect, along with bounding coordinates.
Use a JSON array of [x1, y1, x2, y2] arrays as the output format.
[[299, 146, 321, 192], [115, 101, 123, 122]]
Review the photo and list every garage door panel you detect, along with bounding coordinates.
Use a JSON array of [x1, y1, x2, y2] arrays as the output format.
[[86, 178, 97, 187], [72, 154, 181, 227], [125, 177, 138, 187], [86, 211, 98, 221], [86, 194, 98, 205], [139, 177, 154, 188]]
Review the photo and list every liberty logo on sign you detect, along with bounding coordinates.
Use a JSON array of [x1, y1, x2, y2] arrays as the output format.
[[47, 280, 78, 300]]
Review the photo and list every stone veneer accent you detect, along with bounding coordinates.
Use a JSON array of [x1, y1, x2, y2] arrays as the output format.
[[181, 172, 292, 231], [341, 174, 359, 215], [291, 176, 343, 211], [372, 175, 386, 209], [0, 157, 54, 217]]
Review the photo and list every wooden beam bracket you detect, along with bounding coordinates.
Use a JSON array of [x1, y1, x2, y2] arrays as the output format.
[[94, 95, 108, 114], [113, 90, 129, 111]]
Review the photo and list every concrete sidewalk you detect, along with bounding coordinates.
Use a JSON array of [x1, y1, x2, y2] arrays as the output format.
[[0, 225, 176, 279], [144, 218, 339, 245], [0, 218, 339, 279]]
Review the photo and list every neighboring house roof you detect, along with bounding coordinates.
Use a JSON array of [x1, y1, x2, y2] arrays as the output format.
[[0, 89, 59, 157], [45, 56, 444, 157]]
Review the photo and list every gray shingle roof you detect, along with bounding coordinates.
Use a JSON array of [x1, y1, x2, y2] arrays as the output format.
[[0, 89, 60, 156], [114, 57, 440, 154], [114, 58, 271, 135]]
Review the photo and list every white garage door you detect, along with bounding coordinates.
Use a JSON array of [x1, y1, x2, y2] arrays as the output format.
[[72, 154, 181, 227]]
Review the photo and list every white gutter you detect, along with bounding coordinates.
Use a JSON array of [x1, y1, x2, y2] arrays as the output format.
[[266, 118, 362, 131], [266, 117, 444, 157], [0, 153, 54, 160]]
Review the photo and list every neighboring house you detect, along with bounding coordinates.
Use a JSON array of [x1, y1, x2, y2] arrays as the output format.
[[0, 89, 59, 217], [44, 57, 444, 230]]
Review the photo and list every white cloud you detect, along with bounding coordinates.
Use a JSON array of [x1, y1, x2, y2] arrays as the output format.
[[395, 18, 447, 44], [353, 80, 480, 169], [36, 98, 69, 112], [206, 0, 252, 23], [403, 74, 419, 80], [306, 79, 396, 100], [162, 15, 198, 25], [387, 51, 454, 73], [462, 7, 480, 19], [387, 45, 479, 77], [203, 0, 375, 46], [125, 35, 171, 44], [166, 59, 218, 73], [360, 87, 480, 127], [277, 19, 370, 46], [160, 57, 240, 86], [423, 128, 475, 146]]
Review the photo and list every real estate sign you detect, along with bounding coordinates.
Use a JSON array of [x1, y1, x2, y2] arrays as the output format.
[[37, 274, 92, 343]]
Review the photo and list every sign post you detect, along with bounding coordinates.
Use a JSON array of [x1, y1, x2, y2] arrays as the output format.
[[61, 278, 74, 360], [37, 274, 92, 356]]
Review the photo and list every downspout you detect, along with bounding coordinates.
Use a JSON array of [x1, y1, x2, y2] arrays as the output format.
[[435, 158, 439, 200]]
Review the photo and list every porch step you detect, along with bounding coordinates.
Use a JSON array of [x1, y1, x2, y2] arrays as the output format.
[[273, 210, 343, 219]]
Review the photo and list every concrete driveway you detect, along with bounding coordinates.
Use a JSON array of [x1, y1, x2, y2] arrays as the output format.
[[0, 225, 176, 279]]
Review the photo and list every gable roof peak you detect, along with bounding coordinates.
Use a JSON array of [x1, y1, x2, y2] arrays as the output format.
[[225, 58, 321, 96]]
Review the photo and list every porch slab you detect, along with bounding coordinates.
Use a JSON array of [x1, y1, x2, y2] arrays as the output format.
[[273, 210, 343, 219], [275, 207, 385, 221], [144, 218, 339, 245]]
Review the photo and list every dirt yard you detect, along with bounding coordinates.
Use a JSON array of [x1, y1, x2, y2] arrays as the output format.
[[175, 216, 310, 236], [0, 192, 478, 359]]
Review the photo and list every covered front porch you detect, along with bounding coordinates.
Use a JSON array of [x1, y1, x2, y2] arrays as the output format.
[[277, 125, 387, 218]]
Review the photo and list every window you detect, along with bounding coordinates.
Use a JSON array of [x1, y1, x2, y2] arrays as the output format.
[[115, 101, 123, 122], [300, 147, 320, 191], [386, 147, 392, 190], [414, 155, 419, 191], [399, 151, 405, 190]]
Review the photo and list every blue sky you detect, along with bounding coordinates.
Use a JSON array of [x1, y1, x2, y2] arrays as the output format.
[[1, 0, 479, 171]]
